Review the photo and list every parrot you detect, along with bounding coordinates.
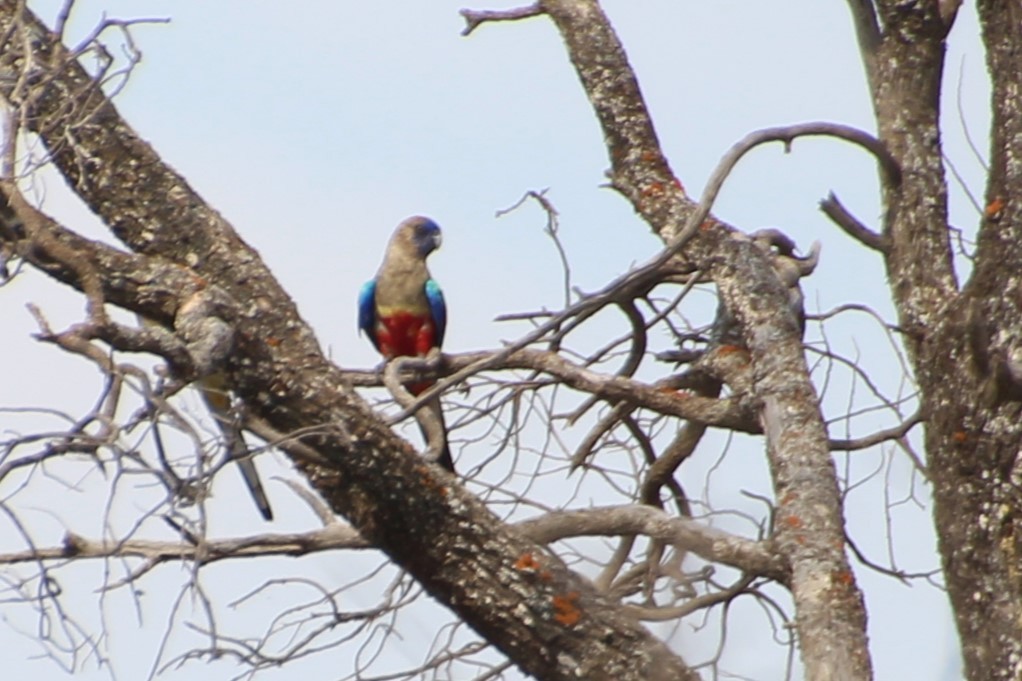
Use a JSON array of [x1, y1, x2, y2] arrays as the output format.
[[358, 216, 453, 472], [139, 316, 273, 520]]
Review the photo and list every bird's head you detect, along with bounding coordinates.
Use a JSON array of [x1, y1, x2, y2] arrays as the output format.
[[394, 216, 442, 259]]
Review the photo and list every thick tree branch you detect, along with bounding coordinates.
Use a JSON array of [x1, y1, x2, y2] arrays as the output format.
[[841, 1, 1022, 678], [921, 3, 1022, 678], [857, 1, 957, 344]]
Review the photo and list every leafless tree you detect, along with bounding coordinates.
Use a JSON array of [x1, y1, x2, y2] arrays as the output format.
[[0, 1, 1017, 680]]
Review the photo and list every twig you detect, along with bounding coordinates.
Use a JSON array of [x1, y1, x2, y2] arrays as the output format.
[[820, 192, 887, 252], [828, 410, 923, 452], [460, 4, 543, 36]]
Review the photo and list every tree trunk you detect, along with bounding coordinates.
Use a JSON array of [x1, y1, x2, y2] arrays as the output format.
[[849, 1, 1022, 677]]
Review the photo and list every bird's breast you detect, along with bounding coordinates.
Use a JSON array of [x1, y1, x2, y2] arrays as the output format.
[[374, 310, 437, 359]]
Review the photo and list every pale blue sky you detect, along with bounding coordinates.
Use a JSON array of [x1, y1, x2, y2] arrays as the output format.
[[1, 1, 989, 679]]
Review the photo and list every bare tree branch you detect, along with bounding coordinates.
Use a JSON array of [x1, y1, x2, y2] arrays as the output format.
[[820, 191, 887, 252], [518, 505, 789, 584], [460, 3, 543, 36], [828, 410, 922, 452]]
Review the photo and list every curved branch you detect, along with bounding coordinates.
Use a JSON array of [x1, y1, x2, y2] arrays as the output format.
[[517, 505, 789, 585], [622, 573, 757, 622], [828, 410, 923, 452], [820, 192, 887, 253], [570, 401, 634, 470], [640, 419, 711, 510], [712, 121, 900, 198]]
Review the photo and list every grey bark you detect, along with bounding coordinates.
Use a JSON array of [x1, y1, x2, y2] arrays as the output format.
[[846, 1, 1022, 677]]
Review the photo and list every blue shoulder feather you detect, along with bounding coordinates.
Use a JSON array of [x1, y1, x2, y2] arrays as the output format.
[[358, 280, 379, 350], [425, 279, 446, 347]]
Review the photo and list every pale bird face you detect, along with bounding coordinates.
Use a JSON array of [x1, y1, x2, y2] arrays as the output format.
[[403, 216, 442, 258]]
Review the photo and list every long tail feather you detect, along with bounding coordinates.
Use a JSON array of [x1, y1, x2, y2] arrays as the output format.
[[225, 425, 274, 521], [415, 394, 454, 473], [201, 374, 274, 521]]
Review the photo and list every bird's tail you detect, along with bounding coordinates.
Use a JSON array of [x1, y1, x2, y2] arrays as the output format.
[[411, 387, 454, 473], [200, 375, 274, 521], [224, 425, 274, 521], [139, 317, 275, 520]]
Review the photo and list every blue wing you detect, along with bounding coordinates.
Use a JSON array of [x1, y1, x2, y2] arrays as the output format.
[[357, 280, 380, 351], [425, 279, 446, 347]]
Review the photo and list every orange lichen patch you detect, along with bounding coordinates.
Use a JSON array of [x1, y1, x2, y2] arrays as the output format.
[[986, 197, 1005, 219], [552, 592, 582, 626], [417, 469, 449, 497], [952, 431, 968, 443], [641, 182, 666, 200], [782, 515, 803, 529], [833, 570, 855, 587], [672, 177, 685, 194], [700, 219, 716, 231], [266, 336, 282, 347], [514, 552, 541, 571], [641, 150, 659, 163], [714, 345, 750, 369]]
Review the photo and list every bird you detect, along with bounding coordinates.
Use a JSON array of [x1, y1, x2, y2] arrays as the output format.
[[139, 316, 274, 520], [358, 216, 453, 471], [199, 372, 274, 521]]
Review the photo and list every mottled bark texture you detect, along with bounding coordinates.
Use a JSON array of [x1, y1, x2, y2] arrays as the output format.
[[0, 3, 698, 680], [849, 1, 1022, 678], [535, 0, 872, 679]]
